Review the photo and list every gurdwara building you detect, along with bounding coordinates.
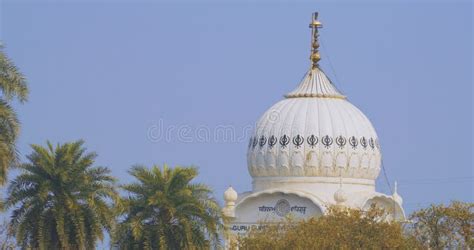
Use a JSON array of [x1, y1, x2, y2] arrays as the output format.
[[222, 12, 405, 241]]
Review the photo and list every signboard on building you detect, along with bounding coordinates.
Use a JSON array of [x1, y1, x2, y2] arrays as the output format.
[[230, 192, 323, 234]]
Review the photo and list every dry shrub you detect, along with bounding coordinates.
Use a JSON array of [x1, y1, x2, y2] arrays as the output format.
[[235, 205, 421, 250]]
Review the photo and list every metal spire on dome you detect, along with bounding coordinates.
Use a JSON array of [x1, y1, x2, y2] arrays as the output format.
[[309, 12, 323, 69], [285, 12, 345, 99]]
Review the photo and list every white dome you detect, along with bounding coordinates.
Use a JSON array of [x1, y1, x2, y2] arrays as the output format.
[[247, 68, 381, 180], [224, 186, 238, 203]]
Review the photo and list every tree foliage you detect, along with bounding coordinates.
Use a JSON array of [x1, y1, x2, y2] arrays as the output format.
[[0, 44, 28, 185], [235, 205, 421, 250], [113, 165, 223, 250], [408, 201, 473, 249], [4, 140, 118, 249], [0, 219, 15, 250]]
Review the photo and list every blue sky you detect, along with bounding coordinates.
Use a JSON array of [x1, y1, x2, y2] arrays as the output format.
[[1, 0, 472, 219]]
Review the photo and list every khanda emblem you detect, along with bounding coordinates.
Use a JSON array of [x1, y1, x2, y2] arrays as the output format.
[[252, 137, 258, 149], [279, 135, 290, 148], [307, 134, 318, 148], [360, 137, 368, 149], [336, 135, 346, 149], [369, 138, 375, 150], [293, 134, 304, 148], [259, 135, 267, 148], [321, 135, 333, 148], [268, 135, 277, 148], [349, 136, 358, 149]]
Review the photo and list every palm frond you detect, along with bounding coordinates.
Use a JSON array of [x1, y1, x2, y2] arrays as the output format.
[[115, 164, 223, 249], [0, 45, 28, 102], [6, 140, 118, 249]]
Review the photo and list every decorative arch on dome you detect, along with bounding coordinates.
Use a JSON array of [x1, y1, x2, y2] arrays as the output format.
[[361, 194, 406, 221]]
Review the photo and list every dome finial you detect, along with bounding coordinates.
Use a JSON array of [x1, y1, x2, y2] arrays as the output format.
[[309, 12, 323, 69], [392, 181, 403, 205]]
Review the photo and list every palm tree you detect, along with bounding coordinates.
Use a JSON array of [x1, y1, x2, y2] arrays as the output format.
[[114, 165, 223, 250], [4, 140, 118, 249], [0, 44, 28, 185]]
